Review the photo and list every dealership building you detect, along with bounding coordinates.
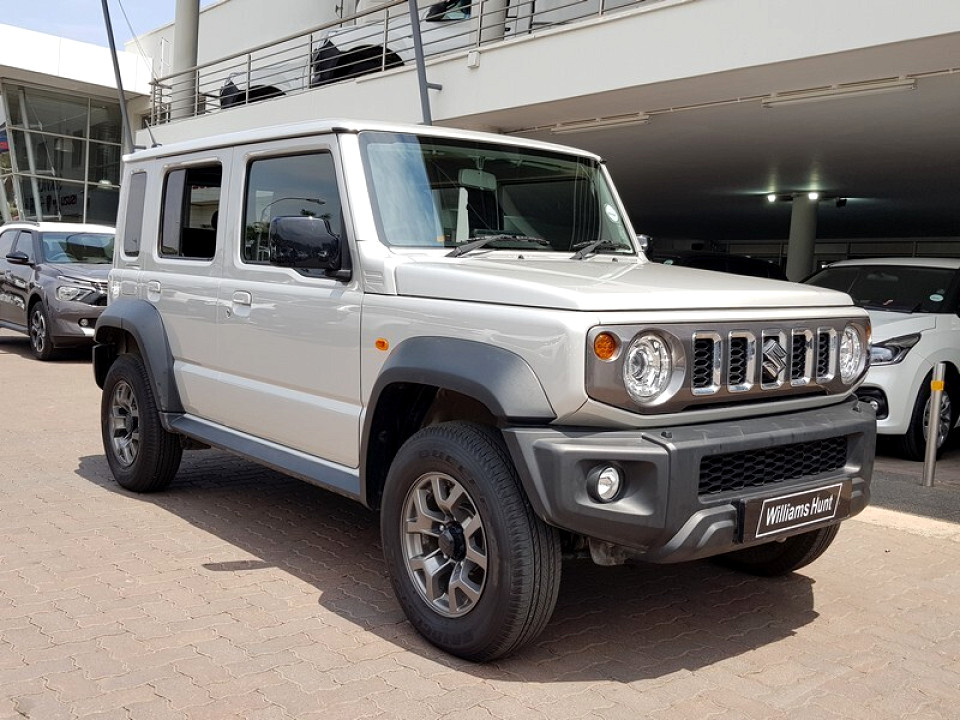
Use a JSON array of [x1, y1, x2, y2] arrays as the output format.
[[2, 0, 958, 275]]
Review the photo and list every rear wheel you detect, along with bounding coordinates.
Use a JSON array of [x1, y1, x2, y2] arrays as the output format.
[[714, 524, 840, 577], [381, 422, 561, 661], [101, 354, 182, 493], [895, 378, 954, 461]]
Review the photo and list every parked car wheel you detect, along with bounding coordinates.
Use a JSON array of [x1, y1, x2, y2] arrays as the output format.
[[895, 377, 955, 461], [29, 301, 58, 361], [101, 354, 182, 493], [381, 421, 561, 661], [714, 524, 839, 577]]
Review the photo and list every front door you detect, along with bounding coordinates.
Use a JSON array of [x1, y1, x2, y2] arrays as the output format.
[[4, 230, 37, 329], [0, 229, 20, 325], [213, 136, 362, 468]]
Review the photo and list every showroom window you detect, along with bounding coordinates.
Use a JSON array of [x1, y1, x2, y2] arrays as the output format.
[[0, 84, 122, 225]]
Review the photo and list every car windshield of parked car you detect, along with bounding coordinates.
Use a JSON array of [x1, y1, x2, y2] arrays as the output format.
[[41, 232, 115, 264], [806, 265, 956, 313], [359, 131, 635, 255]]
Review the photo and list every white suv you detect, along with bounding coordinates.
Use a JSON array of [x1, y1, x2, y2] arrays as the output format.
[[95, 119, 874, 661], [806, 258, 960, 460]]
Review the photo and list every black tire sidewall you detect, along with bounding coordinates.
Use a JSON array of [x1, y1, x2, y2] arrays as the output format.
[[381, 424, 539, 660], [100, 354, 179, 492], [29, 302, 54, 361], [904, 377, 953, 460]]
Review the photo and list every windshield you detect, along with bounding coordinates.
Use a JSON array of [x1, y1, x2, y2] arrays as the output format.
[[40, 232, 115, 265], [359, 132, 635, 255], [806, 264, 957, 313]]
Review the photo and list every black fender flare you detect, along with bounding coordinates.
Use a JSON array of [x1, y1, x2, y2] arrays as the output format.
[[360, 337, 556, 505], [93, 299, 183, 414]]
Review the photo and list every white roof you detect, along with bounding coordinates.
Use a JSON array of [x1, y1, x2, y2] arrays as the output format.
[[826, 257, 960, 270], [125, 118, 604, 163], [1, 221, 115, 233]]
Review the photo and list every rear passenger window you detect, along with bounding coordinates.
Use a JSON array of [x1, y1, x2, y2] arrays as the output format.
[[242, 153, 343, 265], [122, 172, 147, 257], [160, 165, 221, 260]]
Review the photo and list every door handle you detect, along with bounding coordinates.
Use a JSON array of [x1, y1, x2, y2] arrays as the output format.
[[232, 291, 252, 306], [146, 280, 161, 293]]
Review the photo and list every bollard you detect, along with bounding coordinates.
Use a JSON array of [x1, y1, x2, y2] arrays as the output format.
[[922, 362, 947, 487]]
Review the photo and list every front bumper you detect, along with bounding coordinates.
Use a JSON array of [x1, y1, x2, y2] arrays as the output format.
[[502, 397, 875, 564], [48, 297, 106, 347]]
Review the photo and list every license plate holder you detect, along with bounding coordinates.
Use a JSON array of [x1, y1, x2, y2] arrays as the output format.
[[740, 482, 849, 543]]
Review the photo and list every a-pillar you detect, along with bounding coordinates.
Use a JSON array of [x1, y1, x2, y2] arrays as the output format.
[[785, 195, 819, 281], [171, 0, 200, 120]]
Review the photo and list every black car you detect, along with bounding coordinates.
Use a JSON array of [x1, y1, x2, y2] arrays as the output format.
[[0, 221, 114, 360]]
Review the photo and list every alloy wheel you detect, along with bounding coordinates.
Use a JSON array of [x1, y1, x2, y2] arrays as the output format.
[[923, 392, 953, 448], [401, 472, 488, 618], [108, 380, 140, 466], [29, 306, 47, 354]]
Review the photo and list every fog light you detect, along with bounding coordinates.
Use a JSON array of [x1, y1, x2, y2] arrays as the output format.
[[587, 465, 622, 503], [79, 318, 90, 327]]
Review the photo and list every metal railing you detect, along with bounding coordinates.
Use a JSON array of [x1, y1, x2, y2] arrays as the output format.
[[150, 0, 666, 124]]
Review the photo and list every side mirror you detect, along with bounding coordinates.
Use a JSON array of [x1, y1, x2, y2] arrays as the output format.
[[636, 234, 650, 253], [5, 251, 30, 265], [269, 216, 350, 280]]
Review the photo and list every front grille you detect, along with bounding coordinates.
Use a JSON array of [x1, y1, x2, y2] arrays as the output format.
[[691, 325, 839, 396], [698, 436, 848, 495]]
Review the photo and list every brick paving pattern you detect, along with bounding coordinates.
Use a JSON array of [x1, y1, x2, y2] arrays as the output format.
[[2, 329, 960, 719]]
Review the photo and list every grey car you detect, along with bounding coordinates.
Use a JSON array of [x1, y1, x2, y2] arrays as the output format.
[[0, 221, 114, 360]]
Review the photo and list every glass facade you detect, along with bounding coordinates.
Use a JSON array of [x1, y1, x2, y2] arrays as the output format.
[[0, 83, 122, 225]]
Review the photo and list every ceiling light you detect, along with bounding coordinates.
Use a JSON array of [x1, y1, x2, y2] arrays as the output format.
[[766, 194, 777, 203], [551, 113, 650, 134], [808, 192, 820, 201], [761, 78, 916, 108]]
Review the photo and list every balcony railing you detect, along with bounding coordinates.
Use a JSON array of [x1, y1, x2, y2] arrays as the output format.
[[149, 0, 669, 124]]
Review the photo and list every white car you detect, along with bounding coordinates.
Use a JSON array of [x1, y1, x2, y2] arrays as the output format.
[[806, 258, 960, 460]]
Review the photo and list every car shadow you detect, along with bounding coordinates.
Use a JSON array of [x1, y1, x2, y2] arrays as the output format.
[[74, 449, 819, 679], [0, 331, 92, 363]]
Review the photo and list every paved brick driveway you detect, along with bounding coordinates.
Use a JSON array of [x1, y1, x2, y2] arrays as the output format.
[[2, 329, 959, 719]]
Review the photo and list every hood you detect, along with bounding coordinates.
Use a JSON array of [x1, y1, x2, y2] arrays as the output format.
[[865, 309, 937, 342], [393, 257, 854, 312], [47, 263, 112, 283]]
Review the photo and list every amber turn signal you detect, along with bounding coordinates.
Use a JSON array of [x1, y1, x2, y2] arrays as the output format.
[[375, 338, 389, 351], [593, 332, 619, 361]]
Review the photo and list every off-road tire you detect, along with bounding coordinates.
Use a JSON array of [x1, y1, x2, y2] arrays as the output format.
[[715, 524, 840, 577], [381, 421, 561, 661], [29, 301, 58, 361], [101, 353, 182, 493], [894, 377, 954, 461]]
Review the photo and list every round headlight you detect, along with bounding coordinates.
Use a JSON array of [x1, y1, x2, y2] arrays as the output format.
[[839, 325, 865, 383], [623, 333, 672, 403]]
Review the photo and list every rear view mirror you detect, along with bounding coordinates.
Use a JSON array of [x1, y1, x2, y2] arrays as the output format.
[[269, 216, 351, 280]]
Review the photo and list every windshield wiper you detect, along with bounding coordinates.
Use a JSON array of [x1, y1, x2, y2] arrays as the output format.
[[446, 234, 550, 258], [570, 239, 627, 260]]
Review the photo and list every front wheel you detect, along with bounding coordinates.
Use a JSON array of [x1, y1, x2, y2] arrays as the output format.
[[895, 379, 954, 461], [381, 422, 561, 662], [29, 302, 58, 361], [714, 524, 840, 577], [101, 354, 182, 493]]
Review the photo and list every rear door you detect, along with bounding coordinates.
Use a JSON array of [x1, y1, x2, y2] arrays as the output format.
[[213, 135, 363, 468], [141, 153, 230, 415]]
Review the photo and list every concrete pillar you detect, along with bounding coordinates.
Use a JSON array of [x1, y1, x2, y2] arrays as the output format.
[[170, 0, 200, 120], [785, 195, 819, 281]]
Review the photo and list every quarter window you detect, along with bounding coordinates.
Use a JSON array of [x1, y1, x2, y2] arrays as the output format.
[[242, 153, 343, 265], [122, 172, 148, 257], [0, 230, 17, 257], [160, 165, 221, 260]]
